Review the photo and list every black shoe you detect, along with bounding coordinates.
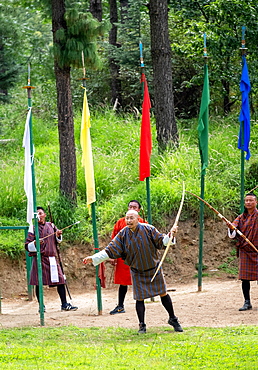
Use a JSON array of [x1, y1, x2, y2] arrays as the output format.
[[239, 300, 252, 311], [168, 317, 183, 332], [109, 305, 125, 315], [138, 323, 146, 334], [61, 303, 78, 311]]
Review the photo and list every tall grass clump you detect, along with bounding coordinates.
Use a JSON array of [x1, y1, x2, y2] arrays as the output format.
[[1, 101, 258, 257]]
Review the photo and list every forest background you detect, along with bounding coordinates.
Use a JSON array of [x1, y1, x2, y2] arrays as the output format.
[[1, 0, 258, 260]]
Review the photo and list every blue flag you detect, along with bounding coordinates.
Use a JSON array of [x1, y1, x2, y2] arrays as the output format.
[[238, 55, 251, 160]]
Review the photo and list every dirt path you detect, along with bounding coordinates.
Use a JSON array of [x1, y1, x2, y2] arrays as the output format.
[[1, 278, 258, 330]]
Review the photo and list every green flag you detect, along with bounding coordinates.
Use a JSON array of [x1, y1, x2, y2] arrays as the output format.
[[198, 64, 210, 175]]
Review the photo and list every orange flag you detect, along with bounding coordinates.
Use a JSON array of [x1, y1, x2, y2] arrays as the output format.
[[139, 74, 152, 181]]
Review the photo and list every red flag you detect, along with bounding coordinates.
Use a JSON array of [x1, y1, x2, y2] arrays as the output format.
[[139, 74, 152, 181]]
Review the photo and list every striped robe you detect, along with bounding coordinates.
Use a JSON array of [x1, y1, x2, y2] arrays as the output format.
[[25, 222, 65, 286], [232, 209, 258, 281], [105, 223, 167, 300]]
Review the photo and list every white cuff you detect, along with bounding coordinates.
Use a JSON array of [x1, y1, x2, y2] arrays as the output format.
[[163, 234, 170, 246], [228, 228, 236, 238], [163, 235, 176, 246], [92, 250, 109, 266], [56, 235, 62, 243], [28, 241, 37, 252]]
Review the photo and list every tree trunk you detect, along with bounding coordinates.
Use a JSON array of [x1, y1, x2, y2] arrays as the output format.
[[52, 0, 77, 202], [109, 0, 122, 108], [120, 0, 129, 24], [148, 0, 178, 150], [89, 0, 102, 22]]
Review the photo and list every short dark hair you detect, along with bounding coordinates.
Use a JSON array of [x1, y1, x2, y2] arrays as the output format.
[[37, 206, 46, 213], [128, 200, 141, 209], [245, 193, 257, 199]]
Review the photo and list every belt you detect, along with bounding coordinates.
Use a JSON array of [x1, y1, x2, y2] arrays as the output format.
[[131, 266, 156, 273]]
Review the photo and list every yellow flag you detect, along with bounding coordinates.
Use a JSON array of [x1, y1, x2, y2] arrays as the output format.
[[80, 88, 96, 206]]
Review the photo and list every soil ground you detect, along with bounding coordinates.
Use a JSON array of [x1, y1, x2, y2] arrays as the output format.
[[1, 219, 257, 330], [1, 279, 258, 330]]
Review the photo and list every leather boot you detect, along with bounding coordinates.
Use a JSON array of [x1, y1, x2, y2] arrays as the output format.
[[239, 300, 252, 311]]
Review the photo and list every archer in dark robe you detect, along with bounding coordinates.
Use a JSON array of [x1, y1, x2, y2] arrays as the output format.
[[228, 193, 258, 311], [25, 207, 78, 312]]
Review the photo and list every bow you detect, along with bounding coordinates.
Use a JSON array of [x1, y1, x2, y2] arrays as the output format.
[[41, 221, 81, 241], [249, 184, 258, 193], [186, 190, 258, 253], [151, 182, 185, 282]]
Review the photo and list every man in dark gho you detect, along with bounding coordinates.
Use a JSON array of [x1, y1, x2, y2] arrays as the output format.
[[228, 193, 258, 311], [83, 210, 183, 334], [25, 207, 78, 312], [109, 200, 147, 315]]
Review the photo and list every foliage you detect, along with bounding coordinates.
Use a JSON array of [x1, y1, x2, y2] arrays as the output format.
[[218, 257, 238, 275], [168, 0, 258, 116], [104, 0, 152, 109], [54, 1, 108, 70], [2, 0, 258, 115], [218, 248, 238, 275], [0, 5, 20, 102], [0, 1, 54, 100], [0, 220, 27, 259], [1, 103, 258, 257], [0, 326, 258, 369]]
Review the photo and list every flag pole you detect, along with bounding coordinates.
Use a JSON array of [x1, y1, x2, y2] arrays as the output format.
[[197, 34, 210, 292], [239, 26, 248, 213], [139, 41, 152, 224], [22, 64, 45, 325], [80, 53, 102, 314], [139, 41, 153, 302]]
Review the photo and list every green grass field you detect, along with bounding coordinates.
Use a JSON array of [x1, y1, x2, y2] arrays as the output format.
[[1, 104, 258, 258], [0, 326, 258, 369]]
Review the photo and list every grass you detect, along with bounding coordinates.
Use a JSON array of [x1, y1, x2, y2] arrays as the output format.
[[0, 326, 258, 369], [1, 89, 258, 257]]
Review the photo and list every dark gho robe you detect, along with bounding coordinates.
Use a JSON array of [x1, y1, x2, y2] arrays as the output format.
[[105, 223, 167, 300], [111, 216, 146, 286], [25, 222, 65, 286], [232, 209, 258, 281]]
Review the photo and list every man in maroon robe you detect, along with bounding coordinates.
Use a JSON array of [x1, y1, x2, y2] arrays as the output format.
[[25, 207, 78, 312], [228, 193, 258, 311]]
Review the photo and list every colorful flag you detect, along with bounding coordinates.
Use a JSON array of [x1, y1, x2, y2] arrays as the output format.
[[198, 64, 210, 176], [139, 74, 152, 181], [80, 88, 96, 206], [22, 107, 34, 225], [238, 55, 251, 160]]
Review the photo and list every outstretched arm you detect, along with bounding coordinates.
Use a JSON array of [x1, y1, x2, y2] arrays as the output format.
[[83, 250, 109, 266]]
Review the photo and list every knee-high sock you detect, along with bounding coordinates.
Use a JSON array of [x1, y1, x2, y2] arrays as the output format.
[[136, 300, 145, 324], [118, 285, 128, 307], [35, 285, 39, 303], [242, 280, 250, 301], [57, 284, 67, 305], [161, 294, 175, 318], [35, 285, 67, 305]]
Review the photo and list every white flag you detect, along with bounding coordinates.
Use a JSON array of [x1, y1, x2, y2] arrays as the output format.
[[22, 108, 34, 225]]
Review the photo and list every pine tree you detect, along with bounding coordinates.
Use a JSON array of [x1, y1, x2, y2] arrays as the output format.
[[36, 0, 105, 201]]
